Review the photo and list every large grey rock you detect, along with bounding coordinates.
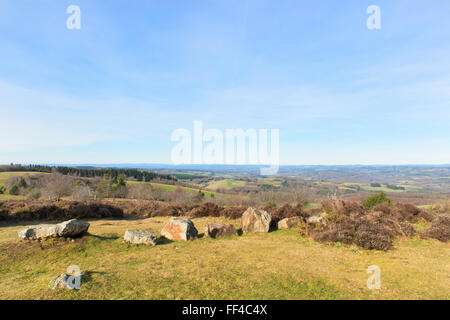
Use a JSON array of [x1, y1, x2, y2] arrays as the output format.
[[161, 217, 198, 241], [277, 216, 302, 230], [124, 230, 157, 245], [18, 219, 90, 240], [240, 207, 271, 233], [57, 219, 90, 237], [18, 224, 58, 239], [204, 223, 238, 238]]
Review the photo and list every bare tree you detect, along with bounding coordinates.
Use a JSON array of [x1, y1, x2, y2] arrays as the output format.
[[171, 186, 186, 203], [127, 183, 154, 201], [73, 185, 93, 201], [42, 170, 74, 201]]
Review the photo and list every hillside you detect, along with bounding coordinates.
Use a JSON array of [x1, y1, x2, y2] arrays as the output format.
[[0, 216, 448, 299]]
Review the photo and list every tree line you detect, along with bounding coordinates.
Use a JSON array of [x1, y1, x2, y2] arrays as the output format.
[[1, 164, 176, 182]]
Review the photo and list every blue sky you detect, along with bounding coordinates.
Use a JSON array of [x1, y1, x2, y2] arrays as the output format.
[[0, 0, 449, 165]]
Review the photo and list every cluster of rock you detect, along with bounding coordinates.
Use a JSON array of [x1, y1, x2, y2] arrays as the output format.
[[18, 219, 90, 240], [18, 207, 306, 247], [124, 207, 304, 245]]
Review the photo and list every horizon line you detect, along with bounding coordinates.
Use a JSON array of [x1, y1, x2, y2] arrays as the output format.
[[3, 163, 450, 167]]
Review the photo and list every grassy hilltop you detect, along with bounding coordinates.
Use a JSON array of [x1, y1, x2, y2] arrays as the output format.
[[0, 217, 448, 300]]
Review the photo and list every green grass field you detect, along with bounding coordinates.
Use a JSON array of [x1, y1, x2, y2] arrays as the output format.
[[0, 217, 448, 300], [0, 171, 44, 188], [127, 180, 215, 197], [206, 179, 246, 191], [339, 182, 423, 193], [0, 171, 217, 200]]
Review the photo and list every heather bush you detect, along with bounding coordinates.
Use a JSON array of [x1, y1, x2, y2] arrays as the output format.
[[268, 203, 306, 222], [300, 200, 416, 251], [428, 200, 450, 215], [420, 214, 450, 242], [0, 200, 123, 221], [393, 203, 434, 223], [8, 185, 19, 195]]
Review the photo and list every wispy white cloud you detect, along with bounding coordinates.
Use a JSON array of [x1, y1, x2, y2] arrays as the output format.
[[0, 81, 174, 153]]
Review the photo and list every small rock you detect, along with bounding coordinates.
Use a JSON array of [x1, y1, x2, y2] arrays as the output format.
[[277, 216, 302, 230], [307, 213, 328, 225], [240, 207, 271, 233], [124, 230, 157, 245], [49, 273, 71, 289], [48, 271, 87, 290], [204, 223, 238, 238], [161, 217, 198, 241]]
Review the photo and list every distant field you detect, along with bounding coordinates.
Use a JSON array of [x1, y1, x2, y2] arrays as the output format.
[[256, 178, 282, 186], [0, 217, 448, 299], [0, 194, 24, 201], [0, 171, 45, 188], [127, 180, 215, 197], [207, 179, 246, 190], [341, 182, 423, 193], [1, 169, 447, 205], [206, 178, 284, 192], [0, 172, 46, 201]]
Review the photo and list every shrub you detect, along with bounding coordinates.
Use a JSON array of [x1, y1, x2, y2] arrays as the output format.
[[321, 199, 365, 216], [187, 202, 221, 218], [26, 192, 41, 200], [0, 186, 5, 194], [268, 203, 305, 222], [420, 214, 450, 242], [221, 206, 247, 219], [428, 200, 450, 215], [362, 192, 391, 210], [0, 200, 124, 221], [18, 178, 27, 188], [9, 185, 19, 195], [386, 184, 405, 190], [265, 201, 277, 208], [370, 183, 381, 187], [300, 200, 415, 251], [393, 203, 434, 223], [193, 190, 205, 203]]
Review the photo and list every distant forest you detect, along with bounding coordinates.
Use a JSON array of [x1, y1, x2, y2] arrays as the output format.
[[0, 164, 176, 182]]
